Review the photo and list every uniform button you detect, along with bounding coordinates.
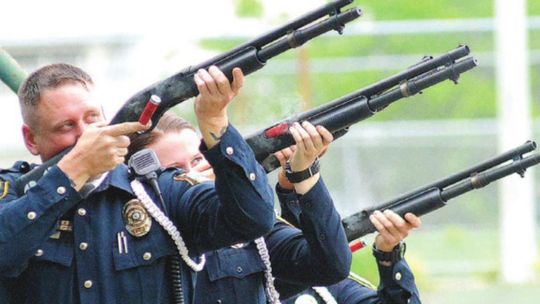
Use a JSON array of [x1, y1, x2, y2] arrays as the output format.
[[143, 252, 152, 261], [319, 234, 326, 241], [225, 146, 234, 155], [79, 242, 88, 251], [57, 186, 66, 194], [249, 173, 256, 181], [304, 202, 312, 209], [27, 211, 37, 220], [236, 266, 243, 273], [77, 208, 87, 216], [35, 249, 44, 257], [84, 280, 93, 289], [395, 272, 402, 281]]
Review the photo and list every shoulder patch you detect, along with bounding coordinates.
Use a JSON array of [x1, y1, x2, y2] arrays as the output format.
[[0, 180, 9, 200], [173, 172, 210, 186]]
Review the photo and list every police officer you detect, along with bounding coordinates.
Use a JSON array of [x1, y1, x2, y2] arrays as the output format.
[[0, 161, 34, 304], [128, 114, 353, 303], [276, 170, 422, 304], [0, 63, 275, 303]]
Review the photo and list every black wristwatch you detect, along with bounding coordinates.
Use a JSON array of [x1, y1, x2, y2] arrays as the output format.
[[284, 158, 320, 183], [372, 242, 406, 266]]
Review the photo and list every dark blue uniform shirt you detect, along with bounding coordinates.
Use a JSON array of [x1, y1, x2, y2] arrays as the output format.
[[0, 161, 34, 304], [276, 186, 421, 304], [280, 263, 421, 304], [192, 178, 352, 303], [0, 125, 275, 304]]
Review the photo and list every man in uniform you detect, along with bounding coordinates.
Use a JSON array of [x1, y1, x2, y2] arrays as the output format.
[[276, 172, 422, 304], [0, 161, 34, 303], [0, 63, 275, 303]]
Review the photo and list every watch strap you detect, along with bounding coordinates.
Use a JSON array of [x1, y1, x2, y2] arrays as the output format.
[[285, 158, 320, 183], [372, 242, 405, 266]]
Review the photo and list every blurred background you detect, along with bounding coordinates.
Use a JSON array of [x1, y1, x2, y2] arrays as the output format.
[[1, 0, 539, 302]]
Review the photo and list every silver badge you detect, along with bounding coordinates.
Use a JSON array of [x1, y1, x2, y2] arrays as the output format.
[[123, 199, 152, 237]]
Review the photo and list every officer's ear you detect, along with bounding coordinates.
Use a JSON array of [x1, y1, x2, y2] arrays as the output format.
[[22, 124, 39, 156]]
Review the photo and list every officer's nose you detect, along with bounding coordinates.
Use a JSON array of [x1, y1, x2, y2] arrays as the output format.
[[74, 121, 88, 139]]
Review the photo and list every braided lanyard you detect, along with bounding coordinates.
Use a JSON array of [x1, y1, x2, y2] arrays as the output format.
[[312, 287, 337, 304], [254, 237, 281, 304], [130, 179, 205, 271]]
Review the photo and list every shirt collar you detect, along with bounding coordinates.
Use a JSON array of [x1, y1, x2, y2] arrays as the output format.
[[96, 164, 135, 195]]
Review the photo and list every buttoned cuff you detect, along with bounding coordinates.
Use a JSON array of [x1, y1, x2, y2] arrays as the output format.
[[275, 183, 301, 226], [22, 166, 82, 219], [377, 258, 420, 301], [0, 165, 82, 242], [201, 124, 271, 199]]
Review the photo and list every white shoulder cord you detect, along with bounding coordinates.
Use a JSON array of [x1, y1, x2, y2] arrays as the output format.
[[254, 237, 281, 304], [130, 179, 206, 272], [312, 287, 337, 304]]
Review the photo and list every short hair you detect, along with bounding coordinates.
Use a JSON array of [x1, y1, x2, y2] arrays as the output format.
[[18, 63, 93, 129], [126, 112, 196, 162]]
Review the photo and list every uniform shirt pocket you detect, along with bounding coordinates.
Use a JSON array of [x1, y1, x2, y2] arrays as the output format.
[[206, 243, 266, 281], [33, 237, 74, 267], [112, 227, 176, 271]]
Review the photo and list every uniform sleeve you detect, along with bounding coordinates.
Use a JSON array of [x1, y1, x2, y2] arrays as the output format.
[[275, 184, 301, 227], [266, 177, 352, 286], [0, 166, 82, 276], [376, 257, 421, 304], [166, 124, 275, 253], [279, 278, 380, 304]]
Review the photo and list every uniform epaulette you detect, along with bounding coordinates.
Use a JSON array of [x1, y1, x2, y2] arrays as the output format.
[[0, 180, 9, 200], [276, 215, 295, 227], [348, 271, 377, 290], [0, 161, 32, 174]]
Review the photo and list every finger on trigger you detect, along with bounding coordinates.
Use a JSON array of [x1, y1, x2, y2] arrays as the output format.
[[105, 122, 146, 137]]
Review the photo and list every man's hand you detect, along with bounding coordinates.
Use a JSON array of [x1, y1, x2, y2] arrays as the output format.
[[274, 121, 333, 194], [275, 147, 295, 190], [194, 66, 244, 148], [370, 210, 421, 252], [58, 121, 148, 191], [288, 121, 333, 172]]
